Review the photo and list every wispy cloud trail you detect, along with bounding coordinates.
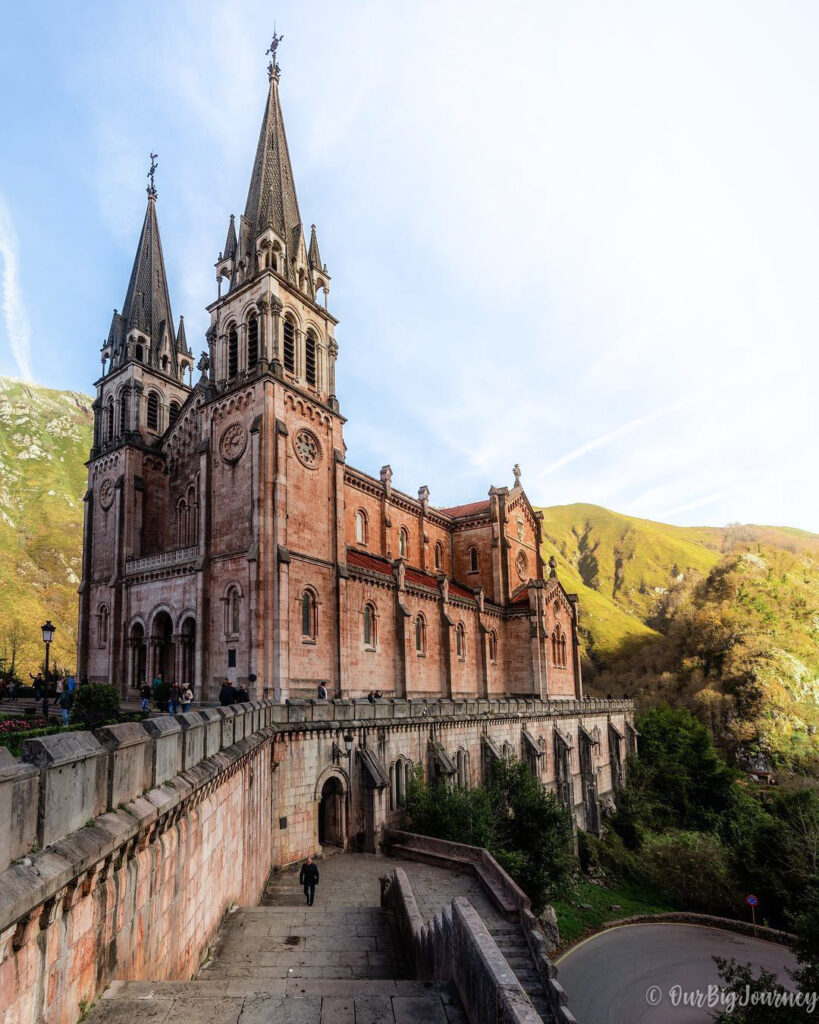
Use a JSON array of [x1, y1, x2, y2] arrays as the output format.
[[533, 394, 697, 480], [0, 194, 33, 381]]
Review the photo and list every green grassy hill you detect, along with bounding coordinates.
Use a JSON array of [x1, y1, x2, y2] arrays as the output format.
[[537, 503, 819, 773], [0, 377, 93, 677]]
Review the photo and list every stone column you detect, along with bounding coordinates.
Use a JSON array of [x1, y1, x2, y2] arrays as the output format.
[[257, 297, 270, 366], [327, 339, 339, 410], [271, 300, 283, 374]]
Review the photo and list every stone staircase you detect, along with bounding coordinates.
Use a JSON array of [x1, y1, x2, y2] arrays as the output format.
[[487, 923, 554, 1023], [84, 862, 468, 1024]]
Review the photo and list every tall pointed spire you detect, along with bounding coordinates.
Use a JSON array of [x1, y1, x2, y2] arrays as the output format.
[[121, 189, 176, 358], [243, 33, 302, 252], [223, 214, 237, 259]]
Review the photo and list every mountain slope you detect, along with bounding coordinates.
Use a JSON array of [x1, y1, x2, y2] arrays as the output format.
[[0, 378, 93, 676]]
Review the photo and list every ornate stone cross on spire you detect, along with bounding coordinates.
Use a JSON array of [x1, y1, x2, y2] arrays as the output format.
[[147, 153, 158, 198], [266, 27, 284, 79]]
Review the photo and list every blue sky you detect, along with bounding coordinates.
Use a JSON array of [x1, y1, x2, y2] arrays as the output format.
[[1, 1, 817, 531]]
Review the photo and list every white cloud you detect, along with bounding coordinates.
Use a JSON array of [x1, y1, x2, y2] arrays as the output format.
[[0, 194, 33, 381]]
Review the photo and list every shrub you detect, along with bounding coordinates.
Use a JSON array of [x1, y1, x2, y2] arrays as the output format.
[[640, 830, 740, 915], [70, 684, 120, 727]]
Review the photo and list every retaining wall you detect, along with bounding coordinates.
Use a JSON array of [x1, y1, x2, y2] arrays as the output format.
[[0, 702, 274, 1024]]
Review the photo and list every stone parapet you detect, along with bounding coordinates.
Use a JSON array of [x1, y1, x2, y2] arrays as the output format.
[[279, 695, 633, 728], [0, 748, 38, 867], [381, 867, 543, 1024], [140, 716, 183, 785], [95, 722, 153, 807], [21, 732, 109, 848]]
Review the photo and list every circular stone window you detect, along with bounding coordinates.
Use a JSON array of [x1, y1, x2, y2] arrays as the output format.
[[515, 550, 528, 581], [99, 478, 115, 510], [294, 428, 321, 469], [219, 422, 247, 464]]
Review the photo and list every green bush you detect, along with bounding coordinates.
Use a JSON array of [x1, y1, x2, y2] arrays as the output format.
[[70, 684, 120, 727], [405, 758, 574, 914]]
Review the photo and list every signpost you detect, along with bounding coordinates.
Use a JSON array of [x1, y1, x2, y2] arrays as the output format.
[[746, 894, 759, 935]]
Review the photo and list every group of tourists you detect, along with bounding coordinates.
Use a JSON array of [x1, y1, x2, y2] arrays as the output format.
[[0, 670, 83, 726], [139, 673, 194, 715]]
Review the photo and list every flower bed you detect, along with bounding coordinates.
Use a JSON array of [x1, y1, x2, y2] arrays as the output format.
[[0, 717, 49, 733]]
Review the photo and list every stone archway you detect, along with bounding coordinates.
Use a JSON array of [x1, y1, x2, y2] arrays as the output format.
[[315, 768, 348, 849], [127, 621, 146, 694], [150, 610, 174, 682], [179, 616, 196, 690]]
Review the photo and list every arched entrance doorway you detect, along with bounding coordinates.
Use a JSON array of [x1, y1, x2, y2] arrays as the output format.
[[151, 611, 174, 682], [318, 776, 346, 848]]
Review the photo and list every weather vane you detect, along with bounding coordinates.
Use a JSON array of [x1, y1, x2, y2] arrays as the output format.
[[147, 153, 158, 198], [266, 26, 284, 78]]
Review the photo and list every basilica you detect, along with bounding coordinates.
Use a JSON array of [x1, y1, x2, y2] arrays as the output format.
[[77, 51, 585, 704]]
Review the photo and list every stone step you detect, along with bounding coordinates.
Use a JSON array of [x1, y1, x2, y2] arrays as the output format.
[[84, 980, 465, 1024]]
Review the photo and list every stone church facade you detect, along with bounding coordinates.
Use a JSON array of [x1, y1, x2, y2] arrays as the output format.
[[78, 54, 586, 709]]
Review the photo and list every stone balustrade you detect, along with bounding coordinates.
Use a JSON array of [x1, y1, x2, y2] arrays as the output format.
[[124, 544, 200, 574], [381, 866, 543, 1024], [0, 701, 273, 875], [275, 694, 634, 727]]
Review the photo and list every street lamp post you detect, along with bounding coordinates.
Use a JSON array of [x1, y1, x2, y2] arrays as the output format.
[[41, 620, 56, 681]]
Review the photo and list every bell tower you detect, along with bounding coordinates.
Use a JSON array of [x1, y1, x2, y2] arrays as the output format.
[[206, 33, 339, 409], [92, 159, 193, 455]]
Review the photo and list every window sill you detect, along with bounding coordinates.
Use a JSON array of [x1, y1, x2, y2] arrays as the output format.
[[364, 645, 377, 653], [302, 637, 317, 646], [416, 652, 426, 658]]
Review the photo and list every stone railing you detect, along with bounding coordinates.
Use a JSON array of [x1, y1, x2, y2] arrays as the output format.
[[125, 544, 200, 574], [0, 701, 276, 1024], [0, 701, 272, 872], [275, 695, 633, 727], [385, 830, 573, 1023], [381, 867, 542, 1024]]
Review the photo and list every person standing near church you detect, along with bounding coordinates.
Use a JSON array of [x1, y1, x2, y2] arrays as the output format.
[[299, 857, 319, 906]]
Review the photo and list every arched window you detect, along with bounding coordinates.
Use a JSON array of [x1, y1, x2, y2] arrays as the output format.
[[187, 484, 198, 546], [489, 629, 498, 663], [468, 546, 479, 573], [301, 589, 318, 641], [119, 391, 128, 433], [305, 330, 317, 387], [176, 498, 187, 546], [230, 588, 241, 635], [283, 316, 296, 373], [434, 542, 443, 571], [105, 397, 114, 441], [456, 622, 466, 659], [355, 510, 368, 545], [97, 605, 109, 646], [168, 401, 180, 427], [415, 614, 426, 655], [146, 392, 159, 432], [456, 749, 469, 789], [228, 324, 238, 378], [552, 627, 567, 668], [247, 313, 259, 369], [135, 344, 144, 362], [162, 354, 169, 372], [398, 527, 409, 560], [363, 603, 376, 648]]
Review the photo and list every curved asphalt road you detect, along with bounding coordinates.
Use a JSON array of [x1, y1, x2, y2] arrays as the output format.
[[556, 923, 798, 1024]]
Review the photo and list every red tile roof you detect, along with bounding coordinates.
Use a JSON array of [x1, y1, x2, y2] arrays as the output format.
[[346, 548, 477, 603], [510, 588, 530, 605], [346, 549, 393, 576], [438, 499, 491, 518]]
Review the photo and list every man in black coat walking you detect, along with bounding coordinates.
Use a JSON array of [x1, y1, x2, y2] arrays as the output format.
[[299, 857, 319, 906]]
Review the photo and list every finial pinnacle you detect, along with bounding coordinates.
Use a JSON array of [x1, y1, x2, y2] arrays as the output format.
[[146, 152, 158, 199], [266, 26, 284, 80]]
